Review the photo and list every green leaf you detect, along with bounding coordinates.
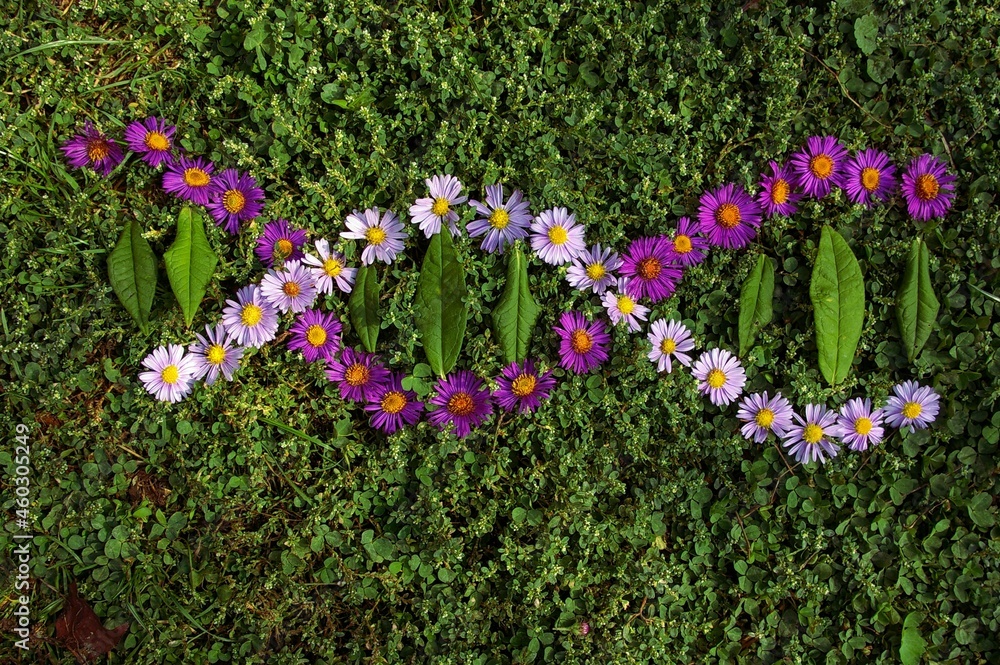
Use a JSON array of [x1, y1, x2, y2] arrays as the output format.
[[164, 207, 218, 328], [415, 231, 468, 377], [492, 246, 541, 364], [244, 24, 266, 50], [900, 612, 926, 665], [738, 255, 774, 356], [855, 14, 879, 56], [349, 266, 381, 353], [810, 227, 865, 386], [896, 238, 940, 363], [107, 219, 158, 333]]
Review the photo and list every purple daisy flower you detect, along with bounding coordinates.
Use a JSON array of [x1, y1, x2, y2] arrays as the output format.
[[162, 155, 215, 205], [138, 344, 198, 403], [620, 236, 682, 303], [553, 311, 611, 374], [255, 219, 308, 268], [669, 217, 709, 267], [427, 370, 494, 438], [789, 135, 849, 198], [188, 323, 243, 386], [836, 397, 885, 451], [646, 319, 695, 373], [123, 116, 175, 167], [288, 308, 342, 362], [884, 380, 940, 432], [782, 404, 841, 464], [691, 348, 746, 407], [602, 278, 649, 332], [325, 347, 391, 402], [341, 207, 408, 266], [901, 155, 957, 221], [466, 184, 532, 253], [221, 284, 280, 348], [757, 161, 804, 217], [697, 184, 763, 249], [60, 121, 124, 176], [409, 174, 467, 238], [842, 149, 898, 206], [302, 239, 356, 295], [493, 360, 556, 414], [566, 244, 622, 294], [206, 169, 265, 234], [364, 373, 424, 434], [260, 260, 317, 313], [530, 207, 586, 265], [737, 392, 795, 443]]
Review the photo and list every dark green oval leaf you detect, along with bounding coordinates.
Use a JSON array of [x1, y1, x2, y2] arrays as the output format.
[[415, 230, 468, 377], [896, 238, 940, 363], [900, 612, 926, 665], [492, 246, 541, 364], [810, 227, 865, 386], [349, 266, 381, 353], [738, 254, 774, 356], [164, 207, 218, 328], [107, 219, 158, 333]]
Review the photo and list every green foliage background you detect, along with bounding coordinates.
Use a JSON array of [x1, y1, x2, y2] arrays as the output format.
[[2, 0, 999, 662]]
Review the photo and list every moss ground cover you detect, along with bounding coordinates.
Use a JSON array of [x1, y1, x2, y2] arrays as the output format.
[[2, 0, 999, 662]]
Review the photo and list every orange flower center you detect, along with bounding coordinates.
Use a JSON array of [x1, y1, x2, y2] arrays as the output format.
[[86, 138, 110, 162], [770, 179, 790, 204], [275, 239, 294, 259], [570, 330, 593, 354], [510, 374, 537, 398], [673, 235, 692, 253], [144, 131, 170, 151], [344, 364, 370, 386], [183, 168, 210, 187], [637, 257, 662, 279], [860, 167, 880, 192], [915, 174, 939, 201], [306, 324, 327, 347], [716, 203, 741, 229], [381, 391, 407, 414], [223, 189, 246, 214], [447, 392, 475, 416], [282, 281, 301, 297], [809, 154, 834, 179]]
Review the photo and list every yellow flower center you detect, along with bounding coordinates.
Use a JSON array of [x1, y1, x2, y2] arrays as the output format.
[[160, 365, 179, 385], [803, 423, 824, 444], [381, 391, 407, 414], [510, 374, 537, 398], [223, 189, 246, 214], [854, 417, 873, 435], [915, 174, 939, 201], [241, 304, 263, 327], [570, 330, 593, 354], [674, 235, 693, 254], [366, 226, 387, 246], [706, 368, 726, 389], [431, 197, 451, 216], [275, 239, 293, 260], [447, 392, 475, 416], [344, 363, 370, 386], [809, 154, 834, 179], [755, 408, 775, 428], [585, 263, 606, 280], [860, 167, 881, 192], [282, 281, 301, 297], [489, 208, 510, 229], [716, 203, 741, 229], [617, 295, 635, 315], [86, 138, 110, 162], [323, 257, 343, 277], [306, 324, 327, 348], [144, 131, 170, 151], [206, 345, 226, 365], [183, 167, 210, 187], [548, 226, 569, 245], [902, 401, 923, 419], [637, 257, 662, 280], [659, 338, 676, 354], [771, 178, 790, 204]]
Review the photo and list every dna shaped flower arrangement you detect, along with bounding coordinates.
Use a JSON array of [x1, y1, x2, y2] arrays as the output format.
[[61, 118, 951, 467]]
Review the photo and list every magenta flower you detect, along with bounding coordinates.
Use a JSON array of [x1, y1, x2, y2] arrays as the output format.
[[493, 360, 556, 414], [668, 217, 708, 267], [901, 155, 957, 221], [206, 169, 265, 234], [842, 149, 898, 206], [288, 309, 342, 362], [789, 135, 849, 198], [255, 219, 308, 268], [123, 117, 175, 167], [364, 373, 424, 434], [325, 348, 391, 402], [162, 155, 215, 205], [619, 236, 682, 303], [757, 161, 803, 217], [553, 311, 610, 374], [697, 184, 762, 249], [60, 121, 124, 176], [427, 370, 494, 438]]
